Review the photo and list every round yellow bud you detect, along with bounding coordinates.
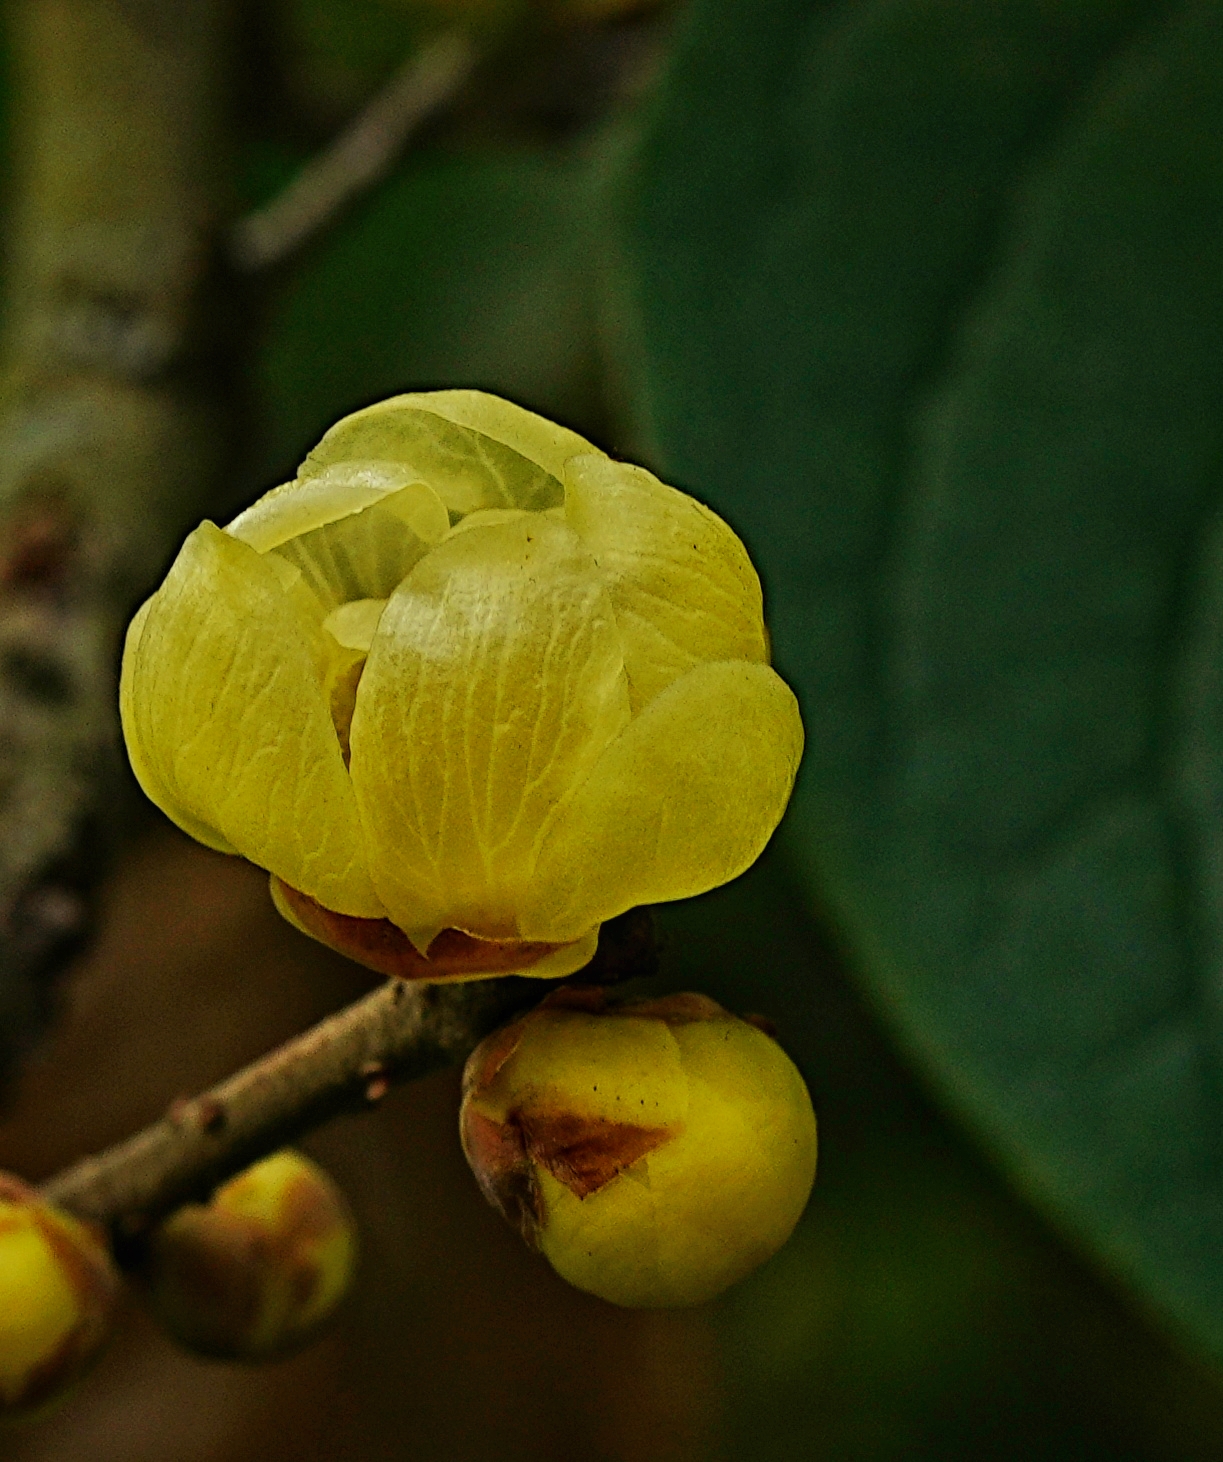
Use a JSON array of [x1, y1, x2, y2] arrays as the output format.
[[460, 989, 817, 1307], [144, 1150, 356, 1362], [0, 1174, 119, 1416]]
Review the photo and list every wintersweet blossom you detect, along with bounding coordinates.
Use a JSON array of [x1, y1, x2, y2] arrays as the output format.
[[120, 392, 802, 980]]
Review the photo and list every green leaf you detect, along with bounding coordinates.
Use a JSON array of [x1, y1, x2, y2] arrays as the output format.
[[252, 148, 603, 485], [621, 0, 1223, 1358]]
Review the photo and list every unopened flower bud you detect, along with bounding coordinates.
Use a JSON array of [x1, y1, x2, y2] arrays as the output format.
[[144, 1150, 356, 1362], [0, 1174, 119, 1415], [460, 989, 817, 1307]]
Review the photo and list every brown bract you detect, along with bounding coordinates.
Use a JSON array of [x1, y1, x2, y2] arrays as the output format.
[[461, 1105, 676, 1247], [145, 1151, 356, 1362], [0, 1179, 119, 1414], [460, 989, 689, 1244], [271, 879, 576, 981]]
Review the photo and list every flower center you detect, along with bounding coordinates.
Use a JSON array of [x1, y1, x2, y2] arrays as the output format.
[[322, 598, 386, 766]]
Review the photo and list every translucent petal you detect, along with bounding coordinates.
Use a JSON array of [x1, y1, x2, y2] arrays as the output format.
[[300, 394, 577, 517], [266, 495, 446, 619], [564, 455, 769, 710], [226, 465, 449, 552], [323, 598, 387, 653], [520, 660, 803, 942], [349, 514, 631, 949], [121, 598, 239, 857], [119, 522, 384, 917], [405, 390, 604, 479]]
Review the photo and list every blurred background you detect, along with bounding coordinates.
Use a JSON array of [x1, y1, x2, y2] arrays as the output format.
[[0, 0, 1221, 1457]]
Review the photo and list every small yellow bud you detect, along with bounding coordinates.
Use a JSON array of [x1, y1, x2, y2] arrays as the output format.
[[0, 1174, 119, 1416], [120, 391, 803, 983], [144, 1150, 356, 1362], [460, 988, 817, 1307]]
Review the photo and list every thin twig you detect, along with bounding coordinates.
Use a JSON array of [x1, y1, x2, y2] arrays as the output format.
[[229, 31, 477, 273], [40, 908, 657, 1234], [42, 976, 535, 1232]]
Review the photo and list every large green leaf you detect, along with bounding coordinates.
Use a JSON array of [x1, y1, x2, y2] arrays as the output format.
[[621, 0, 1223, 1358], [251, 147, 603, 486]]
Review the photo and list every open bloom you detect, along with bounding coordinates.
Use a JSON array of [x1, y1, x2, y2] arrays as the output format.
[[121, 391, 802, 980]]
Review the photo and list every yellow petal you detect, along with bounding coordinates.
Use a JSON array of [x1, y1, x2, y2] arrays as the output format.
[[564, 455, 769, 710], [323, 598, 387, 653], [299, 393, 580, 516], [405, 389, 604, 479], [348, 514, 631, 949], [225, 464, 449, 552], [120, 598, 239, 857], [520, 660, 803, 942], [119, 522, 384, 917]]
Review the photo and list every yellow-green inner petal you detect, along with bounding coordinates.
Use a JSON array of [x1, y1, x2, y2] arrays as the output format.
[[299, 395, 570, 517], [520, 659, 803, 943], [564, 455, 768, 711], [324, 598, 387, 653], [226, 464, 449, 552], [348, 513, 631, 950], [119, 521, 384, 918], [121, 599, 241, 857], [400, 389, 605, 480]]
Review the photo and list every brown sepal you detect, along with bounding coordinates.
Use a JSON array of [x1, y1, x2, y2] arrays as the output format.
[[274, 880, 576, 981], [460, 1107, 543, 1248], [519, 1110, 676, 1201]]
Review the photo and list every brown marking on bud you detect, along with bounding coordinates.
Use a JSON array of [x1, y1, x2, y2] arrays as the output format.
[[519, 1110, 677, 1201], [274, 1167, 351, 1312], [272, 1167, 346, 1250], [621, 992, 728, 1025], [461, 1016, 530, 1101], [273, 879, 576, 981], [34, 1208, 119, 1325], [150, 1207, 265, 1358], [538, 984, 609, 1015], [743, 1013, 780, 1040], [13, 1205, 119, 1411], [460, 1107, 543, 1246]]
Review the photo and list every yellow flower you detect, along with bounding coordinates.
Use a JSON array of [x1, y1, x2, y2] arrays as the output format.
[[120, 391, 802, 980]]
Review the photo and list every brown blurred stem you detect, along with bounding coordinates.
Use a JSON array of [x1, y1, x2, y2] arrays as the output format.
[[228, 31, 476, 274], [41, 975, 533, 1232], [0, 0, 239, 1065], [41, 908, 656, 1234]]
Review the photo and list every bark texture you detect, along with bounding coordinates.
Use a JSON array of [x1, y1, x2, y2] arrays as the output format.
[[0, 0, 238, 1069]]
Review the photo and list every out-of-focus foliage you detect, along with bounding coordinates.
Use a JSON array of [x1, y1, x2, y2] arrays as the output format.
[[620, 0, 1223, 1367], [248, 148, 607, 483]]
